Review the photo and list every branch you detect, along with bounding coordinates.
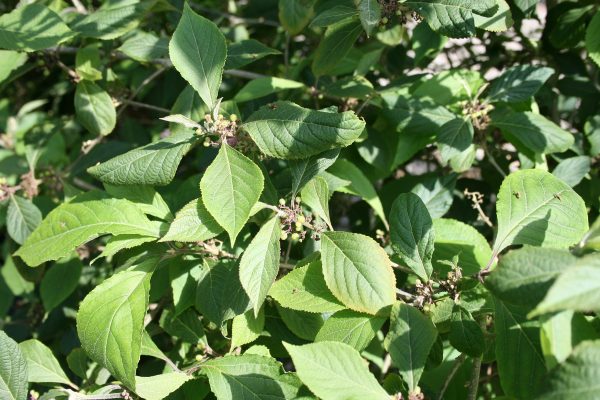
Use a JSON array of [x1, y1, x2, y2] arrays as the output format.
[[438, 354, 466, 400]]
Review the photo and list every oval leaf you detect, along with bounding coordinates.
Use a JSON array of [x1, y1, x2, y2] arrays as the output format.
[[239, 217, 282, 314], [0, 331, 28, 400], [169, 4, 226, 110], [75, 80, 116, 136], [200, 144, 264, 245], [493, 169, 589, 254], [321, 231, 395, 315], [284, 341, 390, 400], [76, 258, 157, 390], [15, 191, 159, 266], [390, 192, 434, 281], [243, 101, 365, 159]]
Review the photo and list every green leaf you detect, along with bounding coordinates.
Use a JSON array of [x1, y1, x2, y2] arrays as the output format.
[[234, 77, 305, 103], [448, 305, 484, 357], [404, 0, 497, 38], [7, 195, 41, 245], [0, 331, 28, 400], [513, 0, 538, 16], [277, 305, 324, 340], [75, 45, 102, 81], [15, 191, 159, 266], [356, 0, 381, 36], [531, 254, 600, 316], [0, 4, 74, 51], [239, 217, 282, 314], [1, 256, 33, 296], [586, 11, 600, 66], [0, 51, 27, 84], [225, 39, 281, 70], [195, 260, 251, 326], [203, 354, 299, 400], [432, 218, 492, 275], [411, 174, 457, 218], [70, 0, 153, 40], [384, 302, 438, 393], [92, 235, 157, 264], [328, 159, 388, 228], [315, 309, 385, 352], [284, 341, 390, 400], [473, 0, 513, 32], [312, 18, 362, 77], [437, 118, 474, 165], [118, 31, 169, 62], [19, 339, 71, 386], [159, 308, 205, 345], [200, 144, 264, 245], [77, 258, 157, 390], [289, 148, 340, 196], [324, 75, 375, 99], [486, 65, 554, 103], [269, 259, 346, 313], [88, 130, 197, 186], [552, 155, 591, 187], [231, 308, 265, 349], [104, 184, 172, 221], [490, 111, 574, 156], [311, 5, 358, 28], [493, 169, 589, 254], [486, 246, 576, 308], [160, 197, 223, 242], [540, 310, 598, 370], [169, 3, 226, 110], [135, 372, 192, 400], [74, 80, 117, 136], [390, 192, 434, 281], [321, 231, 395, 315], [40, 258, 82, 311], [278, 0, 316, 35], [494, 298, 546, 399], [538, 340, 600, 399], [141, 331, 168, 362], [243, 101, 365, 159], [301, 176, 332, 230]]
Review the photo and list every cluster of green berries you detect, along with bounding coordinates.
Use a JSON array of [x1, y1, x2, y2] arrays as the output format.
[[278, 197, 311, 242], [201, 113, 239, 147]]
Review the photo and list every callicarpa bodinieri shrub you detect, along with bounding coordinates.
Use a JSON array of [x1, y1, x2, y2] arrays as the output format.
[[0, 0, 600, 399]]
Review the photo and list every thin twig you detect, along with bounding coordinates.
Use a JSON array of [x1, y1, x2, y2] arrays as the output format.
[[118, 67, 168, 117], [118, 99, 170, 114], [391, 261, 414, 275], [438, 354, 466, 400], [71, 0, 87, 13], [224, 69, 268, 79], [190, 4, 279, 27], [482, 141, 507, 178], [396, 288, 416, 300]]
